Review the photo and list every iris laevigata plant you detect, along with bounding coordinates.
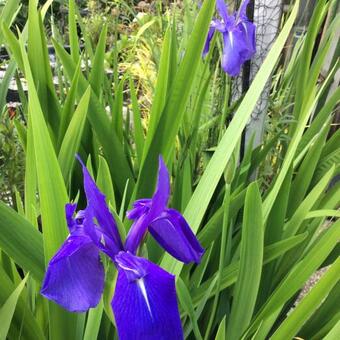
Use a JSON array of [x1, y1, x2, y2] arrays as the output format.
[[41, 156, 204, 339], [203, 0, 256, 76]]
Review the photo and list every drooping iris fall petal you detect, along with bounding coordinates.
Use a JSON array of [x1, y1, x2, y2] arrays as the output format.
[[41, 233, 104, 312], [112, 252, 183, 340], [221, 29, 248, 76], [149, 209, 204, 264]]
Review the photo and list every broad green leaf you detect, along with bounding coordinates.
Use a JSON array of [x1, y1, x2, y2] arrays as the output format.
[[227, 183, 263, 340], [0, 275, 28, 340], [0, 202, 44, 280]]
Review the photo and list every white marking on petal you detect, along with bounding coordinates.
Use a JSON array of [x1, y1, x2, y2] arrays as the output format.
[[229, 31, 234, 48], [118, 264, 141, 276], [242, 22, 248, 36], [137, 279, 153, 318]]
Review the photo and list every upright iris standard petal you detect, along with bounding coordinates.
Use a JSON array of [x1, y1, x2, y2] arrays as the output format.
[[125, 156, 170, 253], [238, 0, 251, 20], [41, 233, 105, 312], [77, 156, 123, 255], [112, 252, 183, 340], [216, 0, 230, 25], [65, 203, 77, 232], [149, 209, 204, 264]]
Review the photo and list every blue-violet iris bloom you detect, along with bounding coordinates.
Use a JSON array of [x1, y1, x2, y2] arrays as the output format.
[[203, 0, 256, 77], [41, 156, 204, 340]]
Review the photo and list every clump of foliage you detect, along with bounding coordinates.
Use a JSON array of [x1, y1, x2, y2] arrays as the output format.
[[0, 0, 339, 339]]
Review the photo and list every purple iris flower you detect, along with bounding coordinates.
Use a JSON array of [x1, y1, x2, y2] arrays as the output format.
[[41, 156, 204, 340], [203, 0, 256, 77]]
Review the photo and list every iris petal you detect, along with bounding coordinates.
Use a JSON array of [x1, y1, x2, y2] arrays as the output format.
[[112, 253, 183, 340], [216, 0, 230, 25], [203, 26, 216, 57], [65, 203, 77, 232], [41, 234, 104, 312], [221, 30, 248, 77], [238, 0, 251, 20], [77, 156, 123, 254], [125, 156, 170, 253], [238, 20, 256, 60], [149, 209, 204, 264]]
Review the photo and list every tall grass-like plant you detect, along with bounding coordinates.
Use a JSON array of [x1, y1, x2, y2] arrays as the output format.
[[0, 0, 339, 339]]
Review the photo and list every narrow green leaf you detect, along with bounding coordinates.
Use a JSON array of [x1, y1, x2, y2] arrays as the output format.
[[323, 320, 340, 340], [89, 24, 107, 97], [0, 269, 44, 340], [68, 0, 80, 63], [227, 183, 263, 339], [53, 39, 134, 197], [136, 0, 216, 199], [129, 77, 145, 164], [192, 233, 307, 306], [28, 0, 60, 132], [57, 62, 81, 149], [246, 218, 340, 337], [97, 155, 117, 211], [21, 35, 79, 340], [271, 259, 340, 340], [0, 275, 28, 340], [58, 86, 91, 183], [161, 0, 300, 275], [215, 316, 226, 340], [83, 299, 103, 340], [177, 278, 202, 340]]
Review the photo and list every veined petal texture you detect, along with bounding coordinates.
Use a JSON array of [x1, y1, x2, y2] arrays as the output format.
[[149, 209, 204, 264], [41, 233, 105, 312], [112, 252, 183, 340]]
